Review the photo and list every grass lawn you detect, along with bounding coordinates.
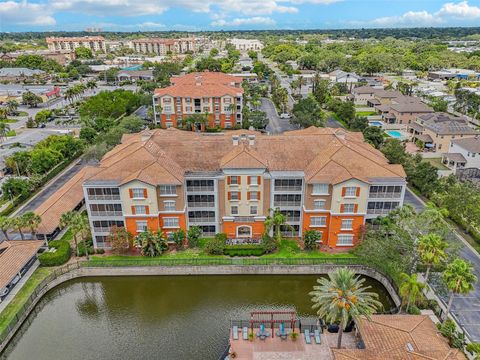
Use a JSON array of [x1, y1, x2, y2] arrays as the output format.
[[0, 119, 18, 124], [6, 130, 16, 137], [12, 111, 28, 117], [423, 158, 449, 171], [263, 239, 356, 259], [355, 111, 377, 117], [0, 267, 53, 335]]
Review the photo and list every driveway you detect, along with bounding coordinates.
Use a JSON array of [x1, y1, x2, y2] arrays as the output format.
[[261, 98, 296, 134]]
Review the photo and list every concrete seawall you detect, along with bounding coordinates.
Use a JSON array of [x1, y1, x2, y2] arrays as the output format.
[[0, 264, 400, 354]]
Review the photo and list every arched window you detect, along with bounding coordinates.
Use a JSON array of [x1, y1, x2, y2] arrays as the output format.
[[237, 226, 252, 238]]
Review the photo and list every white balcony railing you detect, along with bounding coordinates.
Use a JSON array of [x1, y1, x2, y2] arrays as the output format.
[[87, 195, 121, 201], [187, 202, 215, 208], [90, 211, 123, 217]]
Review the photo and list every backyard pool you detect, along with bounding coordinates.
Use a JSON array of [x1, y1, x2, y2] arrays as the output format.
[[386, 130, 408, 140], [368, 121, 383, 127]]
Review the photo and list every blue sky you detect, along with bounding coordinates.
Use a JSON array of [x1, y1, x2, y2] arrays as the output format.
[[1, 0, 480, 32]]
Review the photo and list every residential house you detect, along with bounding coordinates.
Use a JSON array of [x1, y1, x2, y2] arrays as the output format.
[[443, 136, 480, 172], [152, 72, 244, 129], [34, 127, 406, 250], [351, 86, 377, 105], [408, 112, 479, 151], [329, 70, 361, 84]]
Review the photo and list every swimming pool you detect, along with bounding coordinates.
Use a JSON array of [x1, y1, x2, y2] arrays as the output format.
[[386, 130, 407, 140], [369, 121, 383, 127]]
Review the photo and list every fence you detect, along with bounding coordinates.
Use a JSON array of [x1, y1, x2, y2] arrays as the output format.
[[0, 262, 81, 352]]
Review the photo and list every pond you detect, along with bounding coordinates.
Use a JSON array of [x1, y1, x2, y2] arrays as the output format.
[[2, 275, 394, 360]]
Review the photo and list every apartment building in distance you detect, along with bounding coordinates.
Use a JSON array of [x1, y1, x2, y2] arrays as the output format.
[[228, 39, 264, 51], [35, 127, 406, 249], [131, 38, 196, 55], [152, 72, 244, 129], [46, 36, 107, 53]]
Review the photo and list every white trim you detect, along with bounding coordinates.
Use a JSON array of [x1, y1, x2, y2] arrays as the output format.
[[236, 225, 252, 237]]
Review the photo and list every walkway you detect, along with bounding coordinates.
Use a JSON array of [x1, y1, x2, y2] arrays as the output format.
[[406, 187, 480, 341]]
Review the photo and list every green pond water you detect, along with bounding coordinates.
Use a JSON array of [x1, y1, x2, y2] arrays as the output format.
[[2, 275, 394, 360]]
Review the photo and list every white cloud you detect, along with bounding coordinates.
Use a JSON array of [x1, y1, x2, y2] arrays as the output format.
[[437, 1, 480, 19], [371, 11, 442, 27], [98, 21, 166, 30], [0, 1, 56, 26], [211, 16, 276, 27]]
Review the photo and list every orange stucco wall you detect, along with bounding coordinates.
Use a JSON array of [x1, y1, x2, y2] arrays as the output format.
[[302, 212, 331, 244], [125, 216, 160, 235], [159, 214, 187, 230], [223, 221, 264, 238]]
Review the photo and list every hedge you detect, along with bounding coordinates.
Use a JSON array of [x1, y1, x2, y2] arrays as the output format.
[[38, 240, 71, 266], [223, 244, 265, 257]]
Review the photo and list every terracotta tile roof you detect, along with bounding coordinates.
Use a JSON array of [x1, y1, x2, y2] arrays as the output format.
[[333, 315, 466, 360], [0, 240, 43, 290], [170, 72, 242, 86]]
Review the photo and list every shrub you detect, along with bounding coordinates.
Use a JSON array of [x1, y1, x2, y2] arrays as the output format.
[[304, 230, 322, 250], [77, 238, 94, 256], [224, 244, 265, 257], [187, 226, 202, 248], [205, 233, 226, 255], [96, 248, 105, 254], [437, 319, 465, 348], [466, 343, 480, 358], [38, 240, 71, 266], [407, 305, 421, 315], [171, 229, 186, 250], [261, 233, 277, 253]]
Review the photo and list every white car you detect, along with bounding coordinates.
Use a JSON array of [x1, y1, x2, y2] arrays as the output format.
[[279, 113, 291, 119]]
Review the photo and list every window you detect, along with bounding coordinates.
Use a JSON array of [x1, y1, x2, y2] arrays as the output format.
[[230, 192, 239, 201], [132, 188, 145, 199], [274, 179, 302, 191], [163, 217, 179, 228], [342, 204, 355, 213], [250, 191, 258, 200], [134, 205, 147, 215], [136, 220, 148, 232], [249, 176, 258, 186], [313, 200, 326, 210], [230, 176, 239, 185], [231, 206, 238, 215], [312, 183, 329, 195], [337, 234, 354, 246], [345, 187, 357, 197], [250, 206, 258, 215], [237, 226, 251, 237], [311, 216, 327, 227], [341, 219, 353, 230], [273, 194, 302, 207], [160, 185, 176, 196], [164, 200, 175, 211]]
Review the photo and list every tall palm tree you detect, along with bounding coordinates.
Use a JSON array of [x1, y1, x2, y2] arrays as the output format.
[[297, 76, 306, 95], [13, 216, 27, 240], [21, 211, 42, 239], [264, 208, 293, 242], [309, 268, 382, 349], [443, 258, 477, 321], [398, 273, 425, 313], [0, 216, 12, 241], [60, 211, 80, 257], [74, 213, 91, 260], [0, 122, 9, 142], [418, 234, 448, 283], [0, 108, 8, 120]]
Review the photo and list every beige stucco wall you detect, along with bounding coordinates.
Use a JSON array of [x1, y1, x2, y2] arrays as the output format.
[[304, 183, 333, 210], [120, 180, 159, 215], [331, 179, 369, 214], [225, 175, 264, 216]]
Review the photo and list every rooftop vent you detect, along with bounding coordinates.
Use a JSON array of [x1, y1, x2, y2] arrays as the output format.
[[248, 134, 255, 146], [232, 135, 239, 146], [406, 343, 414, 352]]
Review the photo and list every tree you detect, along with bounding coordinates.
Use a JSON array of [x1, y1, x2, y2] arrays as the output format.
[[74, 47, 93, 59], [134, 230, 167, 257], [0, 122, 11, 141], [79, 127, 98, 144], [442, 258, 477, 321], [304, 230, 322, 250], [60, 211, 80, 257], [22, 91, 42, 108], [381, 139, 407, 164], [398, 273, 424, 313], [430, 97, 448, 112], [309, 268, 381, 349], [2, 177, 31, 200], [29, 148, 63, 175], [12, 215, 28, 240], [76, 213, 91, 260], [248, 111, 269, 129], [34, 110, 52, 127], [108, 226, 132, 254], [0, 216, 12, 241], [312, 79, 331, 107], [171, 229, 185, 250], [21, 211, 41, 239], [349, 116, 368, 131], [265, 208, 293, 243], [418, 234, 448, 283], [6, 100, 18, 115], [187, 226, 202, 248], [291, 97, 324, 128], [362, 126, 384, 149]]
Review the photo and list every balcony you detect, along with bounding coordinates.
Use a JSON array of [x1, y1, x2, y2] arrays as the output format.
[[90, 211, 123, 217], [87, 194, 121, 201], [286, 216, 301, 223], [274, 186, 302, 192], [186, 185, 215, 192], [367, 208, 394, 215], [189, 217, 216, 224], [368, 192, 402, 199], [187, 202, 215, 208], [273, 201, 301, 207]]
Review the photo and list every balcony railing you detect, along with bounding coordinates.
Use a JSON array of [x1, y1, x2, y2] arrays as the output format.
[[93, 227, 116, 233], [87, 195, 121, 201], [368, 192, 402, 199], [274, 186, 302, 192], [90, 211, 123, 217], [273, 201, 302, 207], [186, 186, 215, 192], [187, 202, 215, 208], [189, 217, 216, 224], [367, 208, 395, 215], [286, 217, 301, 222]]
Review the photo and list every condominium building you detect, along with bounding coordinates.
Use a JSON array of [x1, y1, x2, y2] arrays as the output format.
[[152, 72, 244, 129], [34, 127, 405, 249], [46, 36, 106, 53], [228, 39, 264, 51], [131, 38, 196, 55]]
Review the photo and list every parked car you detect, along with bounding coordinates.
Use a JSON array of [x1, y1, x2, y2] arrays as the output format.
[[279, 113, 291, 119]]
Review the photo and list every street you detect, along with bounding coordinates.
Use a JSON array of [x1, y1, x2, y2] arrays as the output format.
[[261, 98, 296, 134]]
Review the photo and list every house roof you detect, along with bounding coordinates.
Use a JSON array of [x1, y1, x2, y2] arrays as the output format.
[[0, 240, 44, 290], [451, 136, 480, 153], [46, 36, 104, 42], [390, 102, 433, 114], [443, 153, 467, 163], [117, 70, 154, 77], [0, 68, 45, 77], [333, 315, 466, 360], [419, 113, 479, 135], [352, 86, 377, 95]]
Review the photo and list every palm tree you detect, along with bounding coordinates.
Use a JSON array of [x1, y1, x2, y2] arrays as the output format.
[[297, 76, 306, 95], [0, 107, 8, 120], [75, 213, 91, 260], [264, 208, 293, 243], [13, 216, 28, 240], [309, 268, 382, 349], [418, 234, 448, 283], [443, 258, 477, 321], [60, 211, 80, 257], [6, 100, 18, 116], [0, 216, 12, 241], [398, 273, 425, 313], [0, 122, 10, 142], [21, 211, 42, 239]]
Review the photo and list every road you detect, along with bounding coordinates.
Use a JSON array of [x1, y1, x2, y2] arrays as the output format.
[[404, 187, 480, 341], [258, 54, 295, 110], [261, 98, 296, 134]]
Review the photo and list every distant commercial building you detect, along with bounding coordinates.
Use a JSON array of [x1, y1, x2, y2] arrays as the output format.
[[153, 72, 244, 129], [0, 68, 45, 82], [131, 38, 196, 55], [229, 39, 264, 51], [428, 68, 480, 81], [46, 36, 107, 53], [117, 70, 154, 82]]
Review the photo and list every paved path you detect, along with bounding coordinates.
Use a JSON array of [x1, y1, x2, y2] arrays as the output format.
[[261, 98, 296, 135], [405, 187, 480, 341]]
